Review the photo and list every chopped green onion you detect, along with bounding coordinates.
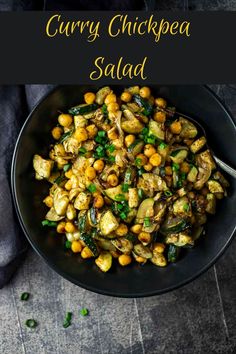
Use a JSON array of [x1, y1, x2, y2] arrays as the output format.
[[125, 234, 137, 242], [144, 217, 151, 227], [106, 144, 115, 153], [88, 184, 97, 193], [180, 172, 187, 180], [146, 136, 156, 145], [138, 168, 145, 176], [41, 220, 57, 227], [98, 130, 106, 137], [138, 188, 144, 199], [107, 156, 115, 164], [101, 104, 108, 115], [159, 142, 167, 149], [122, 183, 129, 192], [177, 180, 183, 188], [63, 312, 72, 328], [172, 163, 180, 171], [183, 203, 190, 212], [95, 136, 103, 144], [63, 163, 71, 172], [54, 174, 66, 185], [120, 212, 127, 220], [79, 147, 87, 155], [159, 167, 166, 177], [115, 194, 126, 202], [141, 127, 149, 136], [164, 190, 173, 197], [117, 203, 123, 211], [25, 319, 37, 328], [95, 145, 105, 157], [135, 158, 142, 167], [21, 292, 30, 301], [59, 130, 74, 143], [65, 240, 72, 249], [80, 308, 89, 316]]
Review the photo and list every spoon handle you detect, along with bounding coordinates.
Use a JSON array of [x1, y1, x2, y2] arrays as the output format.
[[213, 155, 236, 179]]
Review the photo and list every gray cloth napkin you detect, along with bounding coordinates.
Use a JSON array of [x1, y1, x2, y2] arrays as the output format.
[[0, 85, 55, 288]]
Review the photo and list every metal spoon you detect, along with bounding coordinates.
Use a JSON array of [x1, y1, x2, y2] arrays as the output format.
[[174, 111, 236, 179]]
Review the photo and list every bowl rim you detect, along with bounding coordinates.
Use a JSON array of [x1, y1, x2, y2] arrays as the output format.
[[11, 84, 236, 298]]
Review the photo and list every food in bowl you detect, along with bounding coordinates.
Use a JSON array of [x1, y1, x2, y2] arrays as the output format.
[[33, 85, 229, 272]]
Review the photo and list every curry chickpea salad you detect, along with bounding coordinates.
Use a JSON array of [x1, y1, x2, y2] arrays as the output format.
[[33, 86, 229, 272]]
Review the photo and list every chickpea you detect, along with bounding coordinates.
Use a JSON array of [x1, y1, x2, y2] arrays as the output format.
[[65, 222, 76, 233], [81, 246, 94, 259], [71, 240, 83, 253], [58, 113, 73, 127], [139, 86, 151, 99], [65, 180, 72, 191], [86, 124, 98, 139], [180, 162, 190, 174], [84, 92, 96, 104], [94, 195, 104, 209], [144, 144, 156, 158], [115, 224, 128, 237], [43, 196, 53, 208], [93, 159, 105, 172], [130, 224, 142, 234], [135, 256, 146, 263], [149, 153, 162, 167], [57, 221, 66, 234], [65, 169, 73, 179], [155, 97, 167, 109], [125, 134, 135, 147], [136, 153, 148, 166], [138, 232, 152, 244], [170, 121, 182, 134], [107, 174, 119, 186], [118, 254, 132, 266], [107, 102, 119, 113], [149, 95, 155, 105], [153, 243, 165, 254], [85, 166, 96, 180], [108, 129, 119, 140], [154, 111, 166, 123], [51, 126, 63, 140], [74, 127, 88, 143], [144, 163, 153, 172], [121, 91, 132, 103], [104, 93, 117, 105]]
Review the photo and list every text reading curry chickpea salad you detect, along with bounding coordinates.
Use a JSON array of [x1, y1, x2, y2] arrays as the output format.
[[33, 86, 229, 272]]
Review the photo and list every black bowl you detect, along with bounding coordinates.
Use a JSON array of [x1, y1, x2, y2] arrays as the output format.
[[11, 85, 236, 297]]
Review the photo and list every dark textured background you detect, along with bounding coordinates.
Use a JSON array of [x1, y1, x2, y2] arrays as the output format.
[[0, 1, 236, 354]]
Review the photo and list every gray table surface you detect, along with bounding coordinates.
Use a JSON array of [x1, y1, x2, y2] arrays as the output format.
[[1, 84, 236, 354]]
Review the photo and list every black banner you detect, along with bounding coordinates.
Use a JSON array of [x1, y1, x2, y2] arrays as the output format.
[[0, 11, 235, 84]]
